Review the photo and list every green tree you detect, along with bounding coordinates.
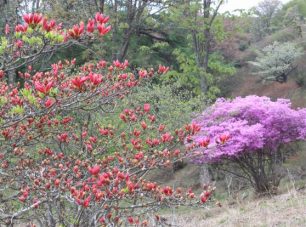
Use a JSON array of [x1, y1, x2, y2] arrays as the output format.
[[169, 0, 227, 94], [253, 0, 282, 35]]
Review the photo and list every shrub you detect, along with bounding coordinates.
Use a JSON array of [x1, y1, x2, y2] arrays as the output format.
[[0, 13, 213, 226], [187, 96, 306, 194]]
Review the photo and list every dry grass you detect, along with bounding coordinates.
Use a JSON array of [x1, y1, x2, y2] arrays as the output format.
[[164, 188, 306, 227]]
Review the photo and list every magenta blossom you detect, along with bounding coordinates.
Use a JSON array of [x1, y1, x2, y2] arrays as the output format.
[[188, 96, 306, 164]]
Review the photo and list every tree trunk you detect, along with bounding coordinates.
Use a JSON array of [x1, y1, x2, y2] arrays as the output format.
[[7, 70, 15, 84], [249, 151, 284, 194], [199, 165, 212, 187], [118, 30, 132, 61], [99, 0, 105, 13], [200, 75, 207, 93], [254, 179, 271, 194], [116, 0, 147, 61]]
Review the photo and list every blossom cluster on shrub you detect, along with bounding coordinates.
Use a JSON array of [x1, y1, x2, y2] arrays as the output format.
[[187, 95, 306, 163], [186, 95, 306, 193]]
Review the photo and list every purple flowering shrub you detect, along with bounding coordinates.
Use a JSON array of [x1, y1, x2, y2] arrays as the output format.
[[188, 96, 306, 193]]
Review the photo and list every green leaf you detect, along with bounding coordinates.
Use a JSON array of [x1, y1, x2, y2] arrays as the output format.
[[28, 95, 38, 106], [49, 88, 59, 97], [0, 37, 8, 55], [20, 88, 32, 98], [0, 96, 7, 106], [10, 105, 24, 115]]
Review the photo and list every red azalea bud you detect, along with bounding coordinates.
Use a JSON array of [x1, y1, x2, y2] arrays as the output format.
[[45, 98, 55, 108], [143, 103, 150, 113], [5, 24, 10, 35], [0, 70, 5, 79], [88, 165, 100, 176], [54, 179, 60, 187]]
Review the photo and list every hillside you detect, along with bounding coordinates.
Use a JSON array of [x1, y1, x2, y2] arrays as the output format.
[[228, 66, 306, 108]]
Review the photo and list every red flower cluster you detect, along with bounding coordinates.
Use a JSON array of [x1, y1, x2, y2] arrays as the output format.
[[15, 24, 28, 33], [158, 65, 170, 74], [97, 23, 111, 36], [113, 59, 129, 70], [71, 76, 88, 89], [42, 18, 56, 32], [68, 22, 85, 39], [87, 19, 95, 33], [23, 13, 43, 26], [34, 81, 53, 94], [95, 13, 110, 24]]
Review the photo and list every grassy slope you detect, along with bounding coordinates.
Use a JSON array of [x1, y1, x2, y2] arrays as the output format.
[[164, 188, 306, 227]]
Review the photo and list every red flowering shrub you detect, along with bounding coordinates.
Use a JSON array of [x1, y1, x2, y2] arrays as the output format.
[[0, 14, 213, 226]]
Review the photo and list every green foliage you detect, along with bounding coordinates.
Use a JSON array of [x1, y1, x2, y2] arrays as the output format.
[[0, 37, 8, 55], [268, 28, 298, 43], [45, 32, 64, 43], [23, 36, 43, 46], [21, 88, 38, 106], [249, 41, 303, 83], [213, 17, 227, 42], [273, 0, 306, 34], [166, 49, 235, 99], [167, 49, 200, 92], [124, 80, 205, 131], [283, 0, 306, 18], [10, 105, 24, 115], [0, 96, 7, 107], [208, 53, 236, 76]]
